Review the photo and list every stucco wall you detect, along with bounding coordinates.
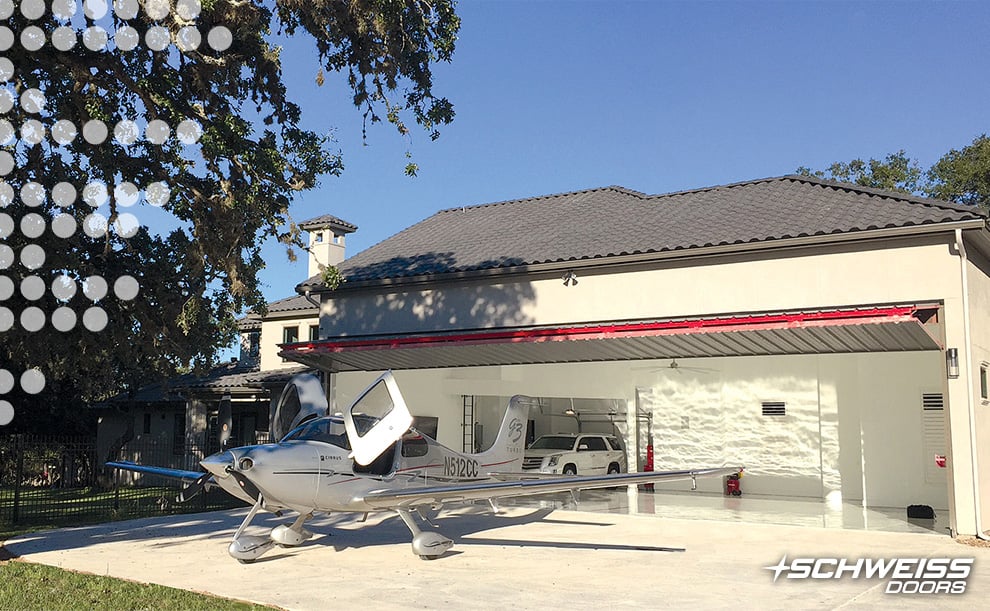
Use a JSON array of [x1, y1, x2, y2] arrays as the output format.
[[260, 315, 319, 371], [321, 236, 960, 337]]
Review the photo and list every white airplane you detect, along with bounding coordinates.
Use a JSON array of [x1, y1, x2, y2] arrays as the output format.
[[109, 371, 741, 563]]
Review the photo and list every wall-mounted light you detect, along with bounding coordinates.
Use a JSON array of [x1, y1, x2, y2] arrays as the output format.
[[562, 270, 578, 286], [947, 347, 960, 379]]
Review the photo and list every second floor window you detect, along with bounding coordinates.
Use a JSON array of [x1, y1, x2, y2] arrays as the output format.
[[282, 326, 299, 361], [309, 325, 320, 341]]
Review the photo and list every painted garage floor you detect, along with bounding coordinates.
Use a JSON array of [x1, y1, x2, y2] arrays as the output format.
[[506, 488, 952, 536]]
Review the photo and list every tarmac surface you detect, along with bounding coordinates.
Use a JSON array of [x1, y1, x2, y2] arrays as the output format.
[[6, 498, 990, 610]]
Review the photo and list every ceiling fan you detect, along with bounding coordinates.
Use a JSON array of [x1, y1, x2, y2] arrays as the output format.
[[633, 359, 720, 375]]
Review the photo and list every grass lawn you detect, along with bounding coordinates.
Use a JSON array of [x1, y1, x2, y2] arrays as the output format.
[[0, 561, 274, 610], [0, 502, 275, 611]]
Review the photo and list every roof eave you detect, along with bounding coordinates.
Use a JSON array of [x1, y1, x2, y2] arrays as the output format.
[[300, 219, 987, 295]]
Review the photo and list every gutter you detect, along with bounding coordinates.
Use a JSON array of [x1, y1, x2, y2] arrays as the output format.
[[302, 219, 985, 295], [955, 228, 988, 540]]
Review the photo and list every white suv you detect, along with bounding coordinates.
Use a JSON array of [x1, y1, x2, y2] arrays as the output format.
[[522, 434, 627, 475]]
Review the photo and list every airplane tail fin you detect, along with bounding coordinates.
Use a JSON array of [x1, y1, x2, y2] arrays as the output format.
[[476, 395, 536, 471]]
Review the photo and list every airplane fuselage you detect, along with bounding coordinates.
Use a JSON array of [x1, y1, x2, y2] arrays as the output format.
[[202, 425, 519, 515]]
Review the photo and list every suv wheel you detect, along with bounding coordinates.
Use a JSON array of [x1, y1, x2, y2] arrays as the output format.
[[607, 463, 620, 475], [563, 465, 577, 476]]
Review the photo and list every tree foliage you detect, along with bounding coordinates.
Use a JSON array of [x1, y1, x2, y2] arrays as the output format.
[[927, 135, 990, 209], [0, 0, 459, 431], [797, 134, 990, 209]]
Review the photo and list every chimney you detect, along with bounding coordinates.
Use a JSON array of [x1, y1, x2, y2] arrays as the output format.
[[298, 215, 358, 279]]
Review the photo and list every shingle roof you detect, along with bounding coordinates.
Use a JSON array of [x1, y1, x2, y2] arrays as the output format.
[[299, 175, 985, 290], [299, 214, 357, 233]]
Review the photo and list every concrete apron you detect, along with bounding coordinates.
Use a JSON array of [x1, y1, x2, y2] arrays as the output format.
[[6, 506, 990, 610]]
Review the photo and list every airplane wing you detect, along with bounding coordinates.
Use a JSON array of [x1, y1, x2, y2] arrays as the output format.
[[106, 461, 209, 483], [361, 466, 742, 509], [107, 461, 218, 502]]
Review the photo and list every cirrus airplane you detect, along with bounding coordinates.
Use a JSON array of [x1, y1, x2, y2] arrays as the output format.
[[109, 371, 741, 563]]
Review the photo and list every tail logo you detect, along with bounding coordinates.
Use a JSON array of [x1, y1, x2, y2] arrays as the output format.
[[508, 418, 524, 444]]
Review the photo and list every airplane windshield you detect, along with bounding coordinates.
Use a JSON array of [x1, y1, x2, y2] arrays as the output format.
[[281, 415, 383, 447], [529, 436, 577, 450], [282, 417, 350, 448]]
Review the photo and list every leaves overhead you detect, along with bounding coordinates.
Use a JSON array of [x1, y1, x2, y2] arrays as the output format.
[[0, 0, 459, 431]]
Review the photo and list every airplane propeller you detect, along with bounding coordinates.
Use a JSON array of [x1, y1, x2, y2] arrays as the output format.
[[228, 467, 263, 502], [175, 471, 211, 503]]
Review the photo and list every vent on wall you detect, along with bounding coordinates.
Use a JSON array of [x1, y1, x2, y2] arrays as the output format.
[[762, 402, 786, 417], [922, 392, 947, 485]]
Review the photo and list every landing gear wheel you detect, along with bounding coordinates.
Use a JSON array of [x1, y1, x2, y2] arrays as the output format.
[[238, 559, 256, 565]]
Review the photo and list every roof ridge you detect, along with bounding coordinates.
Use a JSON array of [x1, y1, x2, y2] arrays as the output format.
[[780, 174, 980, 214], [437, 185, 647, 215]]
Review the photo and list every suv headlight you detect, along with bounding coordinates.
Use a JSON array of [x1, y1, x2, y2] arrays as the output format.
[[547, 455, 561, 467]]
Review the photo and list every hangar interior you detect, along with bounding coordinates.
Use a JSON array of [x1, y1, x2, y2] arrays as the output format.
[[330, 350, 949, 517]]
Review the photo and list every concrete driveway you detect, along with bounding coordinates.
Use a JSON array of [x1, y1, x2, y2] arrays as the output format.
[[5, 506, 990, 610]]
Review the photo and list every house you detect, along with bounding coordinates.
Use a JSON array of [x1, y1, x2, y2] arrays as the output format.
[[279, 175, 990, 538]]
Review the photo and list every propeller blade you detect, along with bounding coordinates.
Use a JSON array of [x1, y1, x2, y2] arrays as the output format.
[[229, 469, 263, 502], [218, 392, 233, 449], [175, 472, 211, 503]]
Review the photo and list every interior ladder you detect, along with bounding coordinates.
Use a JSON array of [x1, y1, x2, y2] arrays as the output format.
[[461, 395, 475, 453]]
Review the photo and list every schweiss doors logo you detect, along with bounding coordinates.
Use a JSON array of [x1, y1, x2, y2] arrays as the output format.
[[764, 556, 974, 594]]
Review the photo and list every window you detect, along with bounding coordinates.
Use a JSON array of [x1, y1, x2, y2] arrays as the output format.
[[309, 324, 320, 341], [981, 364, 988, 401], [411, 415, 439, 439], [332, 233, 342, 245], [173, 413, 186, 455], [761, 402, 786, 417], [282, 326, 299, 362], [142, 413, 151, 434], [314, 231, 324, 243], [580, 437, 607, 451]]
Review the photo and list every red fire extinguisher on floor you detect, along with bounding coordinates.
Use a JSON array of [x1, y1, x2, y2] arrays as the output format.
[[725, 472, 742, 496], [643, 440, 654, 491]]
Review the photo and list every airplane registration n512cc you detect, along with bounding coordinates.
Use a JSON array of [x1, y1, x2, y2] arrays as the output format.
[[109, 371, 741, 562]]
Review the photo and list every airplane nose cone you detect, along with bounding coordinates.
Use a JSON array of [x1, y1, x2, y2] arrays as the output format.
[[200, 451, 234, 478]]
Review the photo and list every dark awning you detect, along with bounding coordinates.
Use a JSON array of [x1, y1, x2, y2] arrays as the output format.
[[279, 305, 943, 372]]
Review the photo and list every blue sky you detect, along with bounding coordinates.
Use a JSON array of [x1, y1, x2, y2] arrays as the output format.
[[252, 0, 989, 303]]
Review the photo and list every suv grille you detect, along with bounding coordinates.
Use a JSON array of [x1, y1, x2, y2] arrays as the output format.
[[522, 457, 544, 470]]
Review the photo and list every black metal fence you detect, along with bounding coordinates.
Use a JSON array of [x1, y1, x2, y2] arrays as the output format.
[[0, 434, 258, 530]]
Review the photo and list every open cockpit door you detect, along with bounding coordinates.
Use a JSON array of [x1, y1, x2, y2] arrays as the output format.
[[272, 373, 329, 441], [343, 371, 414, 466]]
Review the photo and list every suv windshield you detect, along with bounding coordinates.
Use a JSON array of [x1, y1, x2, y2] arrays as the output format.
[[529, 436, 577, 451]]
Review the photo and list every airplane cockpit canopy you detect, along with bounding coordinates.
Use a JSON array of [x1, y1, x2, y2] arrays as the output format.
[[281, 415, 396, 448]]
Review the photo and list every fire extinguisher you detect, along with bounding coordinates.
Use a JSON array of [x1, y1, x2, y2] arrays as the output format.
[[644, 437, 654, 491]]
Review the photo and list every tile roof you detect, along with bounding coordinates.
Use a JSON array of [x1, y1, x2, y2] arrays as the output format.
[[103, 364, 312, 403], [299, 175, 985, 290], [299, 214, 357, 233]]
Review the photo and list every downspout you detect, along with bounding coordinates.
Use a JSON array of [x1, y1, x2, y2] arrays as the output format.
[[955, 228, 988, 539]]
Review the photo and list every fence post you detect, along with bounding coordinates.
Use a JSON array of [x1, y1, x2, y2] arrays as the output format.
[[12, 437, 23, 524]]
